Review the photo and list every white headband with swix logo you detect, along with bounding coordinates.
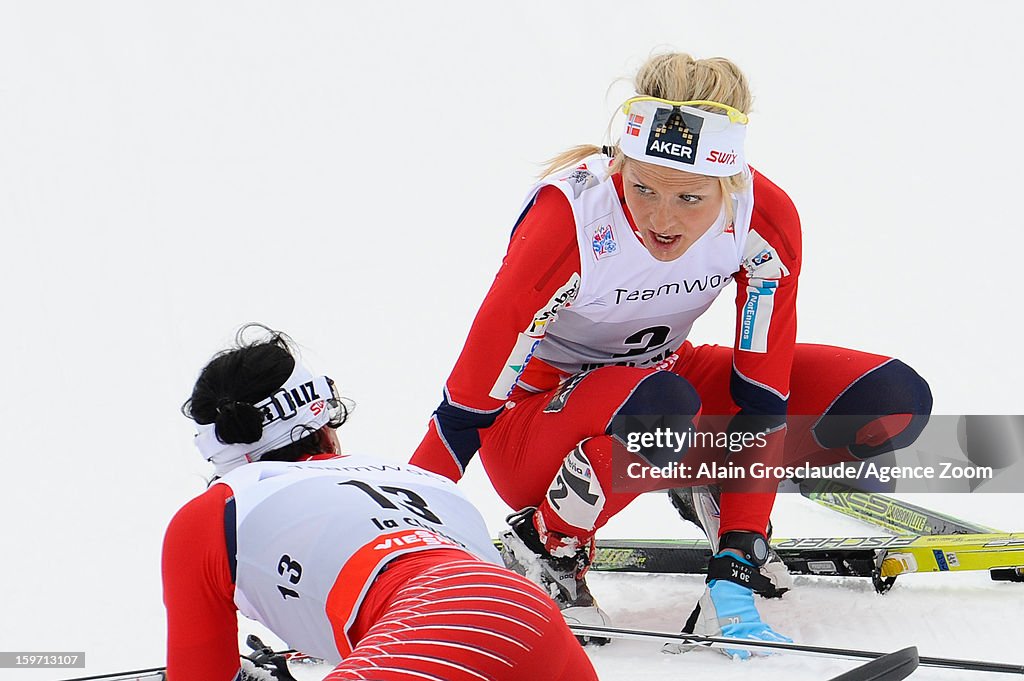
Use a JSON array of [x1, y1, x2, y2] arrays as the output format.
[[618, 97, 748, 177], [194, 362, 337, 477]]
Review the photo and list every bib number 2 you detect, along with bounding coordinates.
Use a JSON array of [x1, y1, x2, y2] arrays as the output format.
[[611, 325, 671, 359]]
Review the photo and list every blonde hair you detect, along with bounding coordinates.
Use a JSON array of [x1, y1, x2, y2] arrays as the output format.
[[541, 52, 753, 205]]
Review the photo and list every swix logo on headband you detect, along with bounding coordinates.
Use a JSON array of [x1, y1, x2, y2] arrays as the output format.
[[645, 107, 703, 166], [707, 150, 738, 165], [259, 381, 323, 425]]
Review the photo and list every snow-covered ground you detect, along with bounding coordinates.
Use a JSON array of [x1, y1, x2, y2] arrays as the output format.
[[2, 2, 1023, 680], [272, 491, 1024, 681]]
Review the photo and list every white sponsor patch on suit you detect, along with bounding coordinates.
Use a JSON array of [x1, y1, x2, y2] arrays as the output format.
[[487, 274, 581, 400], [738, 229, 789, 353], [741, 229, 790, 279], [545, 445, 606, 531]]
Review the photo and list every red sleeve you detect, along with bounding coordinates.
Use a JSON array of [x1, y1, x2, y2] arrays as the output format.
[[162, 484, 240, 681], [719, 170, 803, 535], [410, 185, 583, 480], [731, 170, 802, 408]]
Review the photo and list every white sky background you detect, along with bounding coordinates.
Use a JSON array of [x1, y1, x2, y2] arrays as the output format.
[[1, 1, 1023, 677]]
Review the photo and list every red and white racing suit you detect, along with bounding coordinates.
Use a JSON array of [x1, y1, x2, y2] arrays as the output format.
[[162, 455, 597, 681], [411, 158, 931, 545]]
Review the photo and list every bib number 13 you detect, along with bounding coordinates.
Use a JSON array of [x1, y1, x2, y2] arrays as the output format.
[[338, 480, 443, 524], [277, 554, 303, 600]]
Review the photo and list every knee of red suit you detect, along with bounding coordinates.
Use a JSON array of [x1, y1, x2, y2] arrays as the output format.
[[810, 359, 932, 460], [609, 371, 702, 467]]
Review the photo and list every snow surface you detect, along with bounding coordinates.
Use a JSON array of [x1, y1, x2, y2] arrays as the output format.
[[2, 2, 1023, 679]]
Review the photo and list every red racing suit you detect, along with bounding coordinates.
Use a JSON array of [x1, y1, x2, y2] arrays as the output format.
[[411, 159, 800, 537], [411, 158, 930, 544], [162, 455, 597, 680]]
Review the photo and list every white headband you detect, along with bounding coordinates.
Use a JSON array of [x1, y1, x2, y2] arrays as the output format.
[[618, 98, 747, 177], [194, 362, 336, 476]]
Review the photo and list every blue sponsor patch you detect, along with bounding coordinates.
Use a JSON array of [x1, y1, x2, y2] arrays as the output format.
[[739, 281, 776, 351], [740, 292, 760, 350], [933, 549, 950, 571]]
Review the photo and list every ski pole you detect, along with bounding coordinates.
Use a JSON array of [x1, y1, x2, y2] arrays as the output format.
[[568, 624, 1024, 675], [54, 669, 164, 681], [55, 642, 300, 681]]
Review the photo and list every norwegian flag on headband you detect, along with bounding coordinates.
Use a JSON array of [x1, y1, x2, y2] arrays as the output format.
[[626, 113, 644, 137]]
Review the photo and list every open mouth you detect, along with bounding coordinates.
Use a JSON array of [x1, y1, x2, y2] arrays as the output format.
[[650, 231, 681, 246]]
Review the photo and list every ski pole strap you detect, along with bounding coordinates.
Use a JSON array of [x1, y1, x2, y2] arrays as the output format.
[[706, 553, 780, 597]]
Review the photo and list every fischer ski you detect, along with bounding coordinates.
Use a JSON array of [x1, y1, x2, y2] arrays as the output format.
[[796, 480, 1024, 584], [587, 533, 1024, 593], [567, 624, 1023, 675], [798, 479, 999, 535]]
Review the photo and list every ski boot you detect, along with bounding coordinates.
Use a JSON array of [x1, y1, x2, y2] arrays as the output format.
[[499, 507, 611, 645]]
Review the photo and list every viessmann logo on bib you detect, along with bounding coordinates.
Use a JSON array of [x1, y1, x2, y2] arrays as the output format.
[[645, 106, 703, 166]]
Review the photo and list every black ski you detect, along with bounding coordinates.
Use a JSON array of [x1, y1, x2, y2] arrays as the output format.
[[589, 537, 878, 579], [588, 533, 1024, 594], [828, 646, 919, 681]]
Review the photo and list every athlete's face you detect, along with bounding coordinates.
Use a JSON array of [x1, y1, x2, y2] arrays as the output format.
[[322, 427, 340, 455], [622, 159, 724, 262]]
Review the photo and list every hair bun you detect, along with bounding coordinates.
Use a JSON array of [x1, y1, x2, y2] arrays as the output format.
[[215, 400, 265, 444]]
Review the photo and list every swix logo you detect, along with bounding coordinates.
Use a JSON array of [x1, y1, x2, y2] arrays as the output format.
[[258, 381, 322, 425], [309, 399, 327, 417], [707, 149, 738, 165]]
